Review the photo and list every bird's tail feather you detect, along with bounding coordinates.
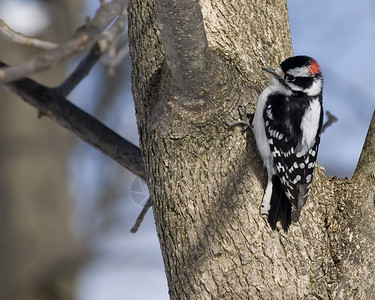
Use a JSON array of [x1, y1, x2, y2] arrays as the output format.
[[267, 175, 292, 232]]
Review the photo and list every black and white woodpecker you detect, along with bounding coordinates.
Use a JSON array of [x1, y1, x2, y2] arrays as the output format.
[[252, 55, 323, 232]]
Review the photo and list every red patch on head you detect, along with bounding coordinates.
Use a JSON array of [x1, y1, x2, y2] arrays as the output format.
[[309, 59, 321, 74]]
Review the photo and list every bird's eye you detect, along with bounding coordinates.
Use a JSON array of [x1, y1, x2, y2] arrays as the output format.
[[285, 74, 295, 82]]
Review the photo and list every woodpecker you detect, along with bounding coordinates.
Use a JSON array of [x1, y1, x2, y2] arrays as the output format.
[[252, 55, 323, 232]]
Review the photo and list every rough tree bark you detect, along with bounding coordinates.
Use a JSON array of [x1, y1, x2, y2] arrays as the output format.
[[129, 0, 375, 299]]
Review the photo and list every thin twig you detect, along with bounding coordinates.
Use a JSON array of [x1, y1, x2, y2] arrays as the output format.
[[101, 40, 129, 75], [99, 6, 129, 74], [0, 0, 126, 82], [321, 111, 338, 133], [55, 43, 102, 97], [131, 198, 152, 233], [0, 19, 58, 50]]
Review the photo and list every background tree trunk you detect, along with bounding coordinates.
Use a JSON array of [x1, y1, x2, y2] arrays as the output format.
[[0, 1, 84, 299], [129, 0, 375, 299]]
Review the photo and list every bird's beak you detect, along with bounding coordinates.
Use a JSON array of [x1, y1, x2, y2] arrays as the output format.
[[262, 67, 283, 80], [262, 67, 277, 76]]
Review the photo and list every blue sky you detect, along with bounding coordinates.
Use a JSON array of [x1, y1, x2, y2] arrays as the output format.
[[288, 0, 375, 177]]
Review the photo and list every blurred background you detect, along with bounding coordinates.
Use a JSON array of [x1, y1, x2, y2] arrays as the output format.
[[0, 0, 373, 299]]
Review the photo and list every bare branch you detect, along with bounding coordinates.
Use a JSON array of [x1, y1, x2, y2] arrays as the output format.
[[55, 43, 102, 97], [130, 198, 152, 233], [321, 110, 338, 133], [101, 39, 129, 75], [98, 6, 128, 52], [55, 5, 128, 95], [99, 6, 129, 74], [0, 0, 126, 82], [0, 62, 146, 180], [0, 19, 58, 50]]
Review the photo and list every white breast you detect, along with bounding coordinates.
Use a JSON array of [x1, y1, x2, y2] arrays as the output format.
[[300, 97, 321, 151]]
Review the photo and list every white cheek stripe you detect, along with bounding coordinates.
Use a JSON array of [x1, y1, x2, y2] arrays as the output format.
[[288, 66, 309, 77]]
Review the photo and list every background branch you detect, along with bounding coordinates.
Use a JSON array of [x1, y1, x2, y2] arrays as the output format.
[[98, 6, 129, 75], [0, 0, 126, 82], [0, 62, 146, 180], [0, 19, 58, 50], [131, 198, 152, 233], [321, 110, 338, 133], [55, 43, 102, 97]]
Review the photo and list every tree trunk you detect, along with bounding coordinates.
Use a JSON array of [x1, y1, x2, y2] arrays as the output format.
[[128, 0, 375, 298]]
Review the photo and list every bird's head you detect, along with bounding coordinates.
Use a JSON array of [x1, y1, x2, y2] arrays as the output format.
[[263, 55, 323, 97]]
